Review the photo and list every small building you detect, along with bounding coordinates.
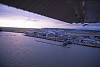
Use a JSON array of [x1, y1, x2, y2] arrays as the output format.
[[94, 36, 100, 39], [46, 32, 56, 37], [82, 35, 90, 39]]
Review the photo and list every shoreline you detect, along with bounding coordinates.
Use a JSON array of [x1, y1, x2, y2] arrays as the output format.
[[1, 31, 100, 48], [24, 34, 100, 48]]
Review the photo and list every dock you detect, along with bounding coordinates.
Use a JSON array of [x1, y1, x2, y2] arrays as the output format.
[[74, 43, 100, 48]]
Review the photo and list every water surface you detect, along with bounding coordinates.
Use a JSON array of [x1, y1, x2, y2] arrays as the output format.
[[0, 32, 100, 67]]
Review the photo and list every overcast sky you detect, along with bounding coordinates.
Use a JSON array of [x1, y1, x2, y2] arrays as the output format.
[[0, 3, 100, 30]]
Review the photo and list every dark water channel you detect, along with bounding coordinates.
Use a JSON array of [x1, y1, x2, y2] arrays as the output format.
[[0, 32, 100, 67]]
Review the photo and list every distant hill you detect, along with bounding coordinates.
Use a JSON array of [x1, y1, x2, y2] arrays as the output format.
[[1, 27, 41, 33], [1, 27, 100, 33], [0, 28, 3, 31], [42, 28, 100, 32]]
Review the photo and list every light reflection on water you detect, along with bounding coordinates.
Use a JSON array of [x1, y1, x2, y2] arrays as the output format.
[[0, 32, 100, 67]]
